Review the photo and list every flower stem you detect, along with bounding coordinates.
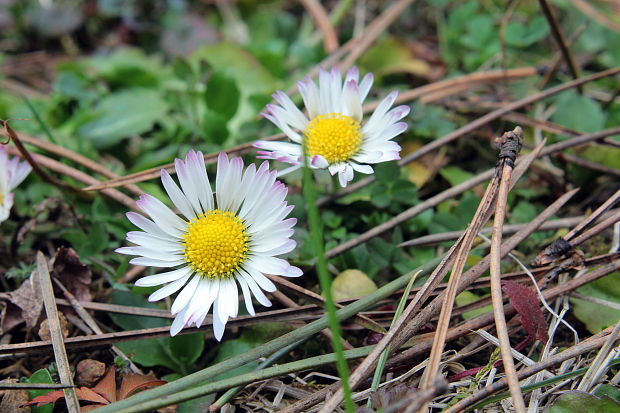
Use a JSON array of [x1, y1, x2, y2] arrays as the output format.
[[301, 158, 356, 413]]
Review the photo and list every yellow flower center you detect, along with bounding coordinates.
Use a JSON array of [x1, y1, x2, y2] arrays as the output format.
[[182, 210, 249, 279], [304, 113, 362, 164]]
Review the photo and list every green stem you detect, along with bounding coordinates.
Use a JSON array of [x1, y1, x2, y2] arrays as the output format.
[[94, 257, 441, 413], [210, 337, 309, 410], [367, 270, 420, 407], [301, 157, 355, 412], [22, 96, 59, 145], [330, 0, 355, 26]]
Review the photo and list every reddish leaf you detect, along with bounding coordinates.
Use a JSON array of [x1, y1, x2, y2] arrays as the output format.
[[20, 387, 110, 408], [52, 247, 92, 302], [90, 367, 116, 403], [76, 387, 110, 405], [502, 280, 548, 343], [119, 374, 167, 400], [21, 390, 66, 407]]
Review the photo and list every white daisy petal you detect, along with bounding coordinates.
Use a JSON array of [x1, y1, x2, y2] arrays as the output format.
[[236, 275, 255, 316], [135, 267, 193, 287], [212, 299, 227, 341], [136, 194, 185, 236], [149, 272, 192, 302], [117, 151, 301, 339], [171, 307, 189, 336], [171, 275, 202, 314], [238, 269, 272, 307], [161, 169, 195, 220]]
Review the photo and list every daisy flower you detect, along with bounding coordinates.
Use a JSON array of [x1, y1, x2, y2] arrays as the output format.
[[0, 146, 32, 223], [116, 151, 301, 340], [253, 67, 410, 187]]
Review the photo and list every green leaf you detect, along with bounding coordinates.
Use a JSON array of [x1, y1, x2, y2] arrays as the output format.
[[571, 272, 620, 333], [439, 166, 474, 186], [456, 291, 492, 320], [212, 339, 259, 381], [551, 91, 606, 134], [504, 16, 550, 47], [374, 162, 400, 183], [205, 71, 240, 121], [109, 290, 182, 372], [594, 384, 620, 404], [26, 369, 55, 413], [77, 89, 169, 148], [202, 110, 230, 144], [548, 391, 620, 413], [170, 333, 205, 366]]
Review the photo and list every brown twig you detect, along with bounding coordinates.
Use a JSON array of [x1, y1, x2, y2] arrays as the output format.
[[82, 133, 285, 191], [4, 146, 138, 211], [558, 153, 620, 178], [539, 24, 587, 89], [399, 210, 619, 248], [16, 132, 144, 196], [1, 120, 84, 194], [299, 0, 339, 52], [486, 127, 526, 412], [35, 252, 80, 413], [569, 0, 620, 33], [539, 0, 583, 92], [566, 188, 620, 241]]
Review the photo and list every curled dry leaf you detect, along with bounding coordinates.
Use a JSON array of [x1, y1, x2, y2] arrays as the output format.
[[38, 311, 69, 340], [502, 280, 549, 343], [52, 247, 92, 302]]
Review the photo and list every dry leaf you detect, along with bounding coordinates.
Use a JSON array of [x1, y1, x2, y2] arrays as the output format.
[[91, 367, 116, 403], [52, 247, 92, 302], [38, 312, 69, 341], [0, 379, 30, 413], [21, 366, 166, 409], [502, 280, 549, 343], [6, 274, 44, 330]]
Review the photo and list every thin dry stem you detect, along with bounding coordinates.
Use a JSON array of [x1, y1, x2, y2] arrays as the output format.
[[488, 133, 526, 412]]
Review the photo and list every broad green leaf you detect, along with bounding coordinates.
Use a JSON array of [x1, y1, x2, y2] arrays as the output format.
[[169, 333, 205, 367], [77, 89, 169, 148], [440, 166, 474, 186], [205, 71, 240, 121], [504, 16, 549, 47], [551, 91, 606, 134], [571, 272, 620, 333], [548, 391, 620, 413], [26, 369, 55, 413], [202, 110, 230, 144]]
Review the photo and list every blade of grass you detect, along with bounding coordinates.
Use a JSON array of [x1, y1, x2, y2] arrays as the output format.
[[301, 153, 354, 413], [367, 270, 421, 408], [22, 96, 59, 145]]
